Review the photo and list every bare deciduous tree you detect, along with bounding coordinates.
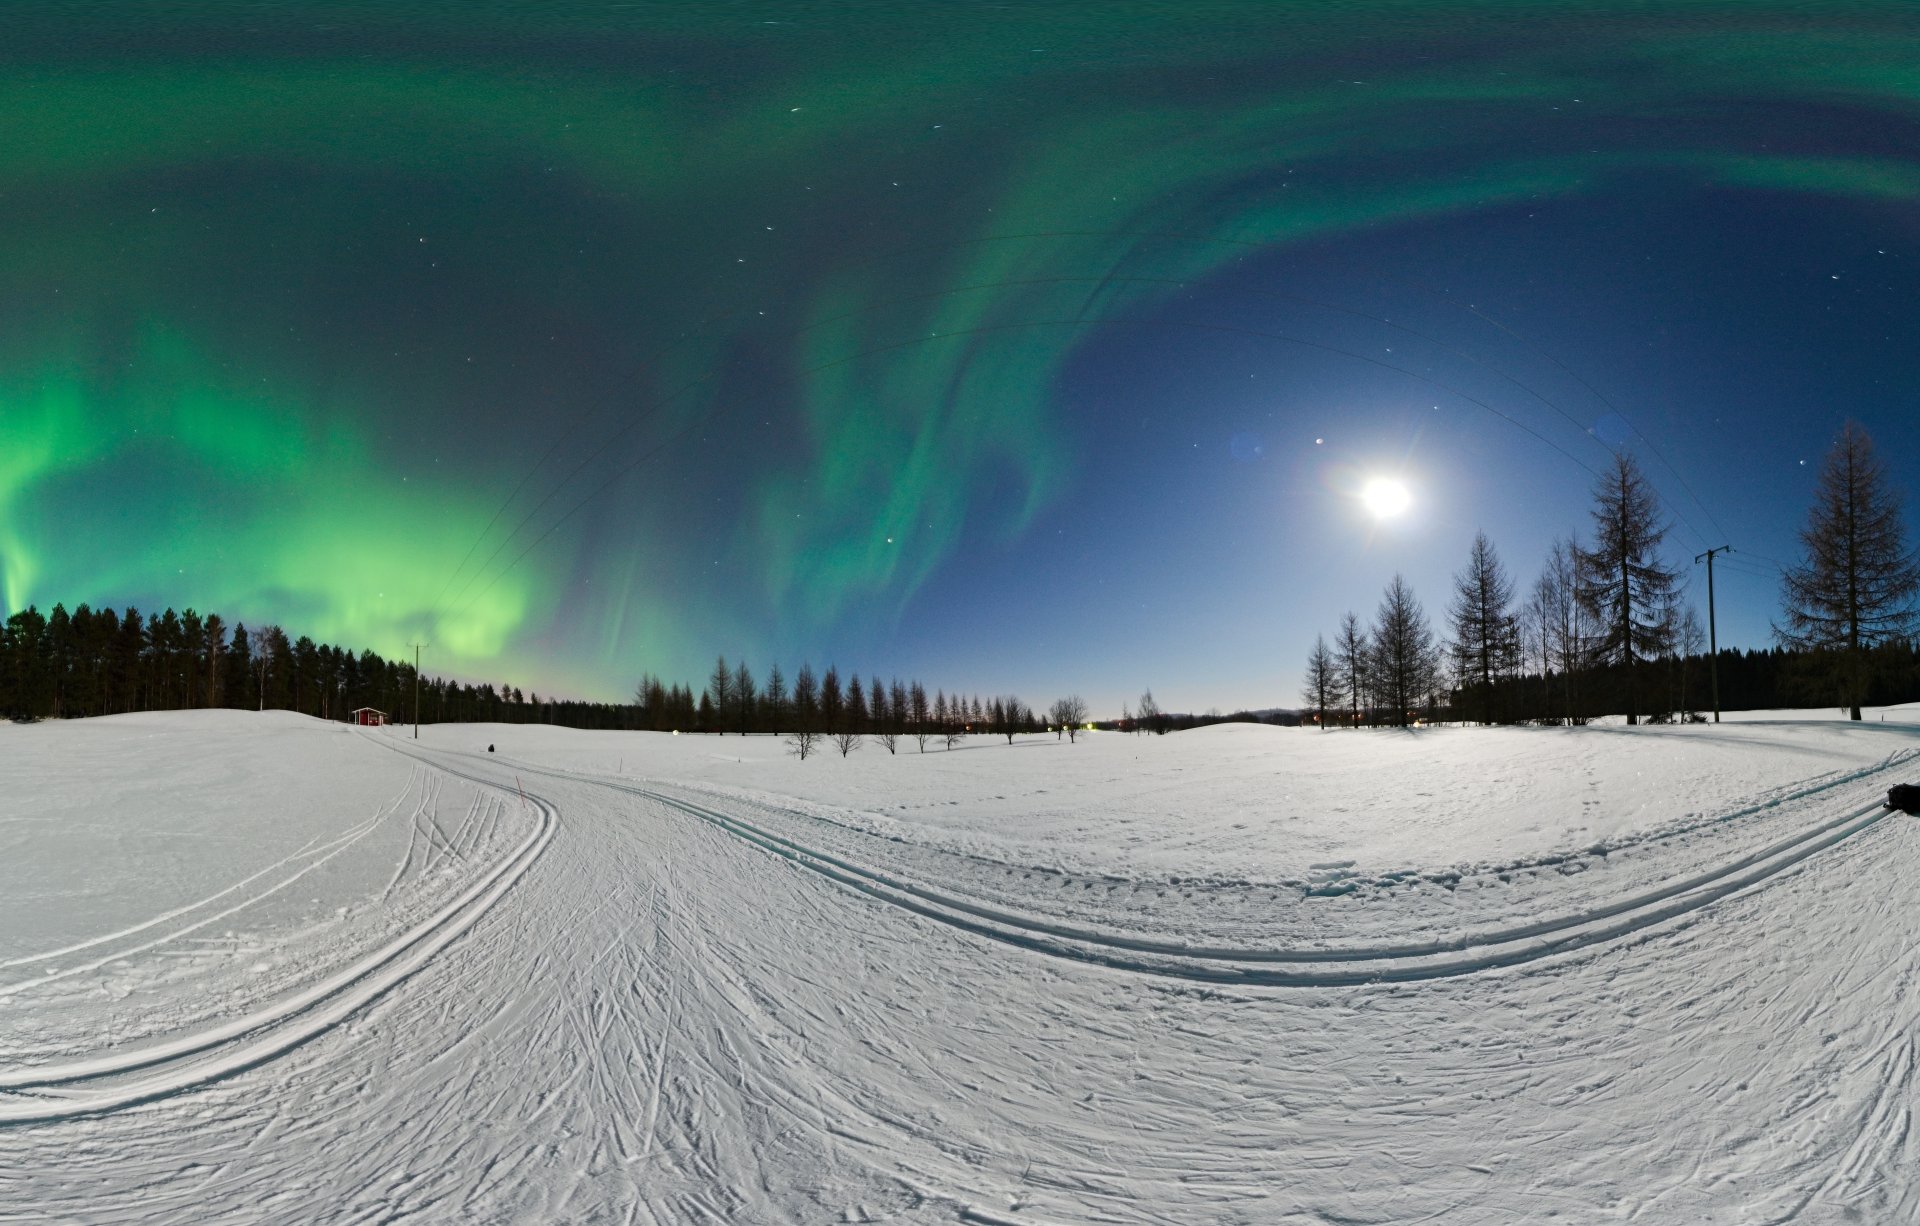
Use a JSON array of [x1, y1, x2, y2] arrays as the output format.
[[1136, 689, 1164, 735], [1530, 537, 1584, 724], [785, 727, 819, 760], [1049, 695, 1089, 742]]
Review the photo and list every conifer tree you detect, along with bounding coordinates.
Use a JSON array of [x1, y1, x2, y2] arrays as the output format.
[[763, 663, 788, 732], [847, 675, 868, 732], [202, 613, 226, 707], [793, 663, 819, 729], [819, 666, 844, 731], [1448, 531, 1520, 725], [707, 656, 733, 732], [1777, 421, 1920, 719], [910, 682, 931, 750], [732, 660, 756, 733], [1369, 575, 1440, 727], [1577, 453, 1680, 724], [1335, 611, 1368, 728], [1303, 634, 1342, 729]]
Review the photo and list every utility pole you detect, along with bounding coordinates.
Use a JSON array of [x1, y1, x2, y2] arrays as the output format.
[[409, 642, 428, 739], [1695, 546, 1732, 723]]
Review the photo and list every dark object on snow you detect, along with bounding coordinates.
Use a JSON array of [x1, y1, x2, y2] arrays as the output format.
[[488, 744, 495, 753], [1888, 784, 1920, 814]]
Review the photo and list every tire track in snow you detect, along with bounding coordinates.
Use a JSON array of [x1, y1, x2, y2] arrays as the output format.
[[0, 749, 556, 1123]]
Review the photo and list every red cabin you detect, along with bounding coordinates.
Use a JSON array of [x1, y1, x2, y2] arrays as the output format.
[[352, 707, 387, 727]]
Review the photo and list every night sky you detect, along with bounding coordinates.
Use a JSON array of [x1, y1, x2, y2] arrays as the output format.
[[6, 3, 1918, 711]]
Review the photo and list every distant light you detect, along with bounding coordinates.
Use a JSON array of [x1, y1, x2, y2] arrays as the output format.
[[1361, 476, 1412, 519]]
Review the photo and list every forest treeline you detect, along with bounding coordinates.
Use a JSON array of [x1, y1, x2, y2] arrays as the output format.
[[0, 605, 635, 728], [0, 606, 1091, 749], [1303, 423, 1920, 727], [632, 661, 1089, 758]]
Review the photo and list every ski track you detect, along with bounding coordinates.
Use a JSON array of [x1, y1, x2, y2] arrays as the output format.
[[0, 767, 425, 974], [2, 727, 1917, 1224], [0, 777, 424, 1004], [0, 753, 555, 1120], [454, 749, 1908, 987]]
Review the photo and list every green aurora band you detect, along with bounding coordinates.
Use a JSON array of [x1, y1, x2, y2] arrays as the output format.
[[4, 2, 1918, 694]]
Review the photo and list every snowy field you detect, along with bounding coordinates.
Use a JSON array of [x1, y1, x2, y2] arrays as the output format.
[[3, 708, 1918, 1223]]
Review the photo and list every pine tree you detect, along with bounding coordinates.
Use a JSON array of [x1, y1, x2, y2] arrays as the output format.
[[910, 682, 931, 751], [793, 663, 820, 730], [1302, 634, 1342, 729], [1369, 575, 1440, 727], [819, 666, 844, 731], [732, 660, 756, 734], [1777, 421, 1920, 719], [871, 676, 897, 753], [202, 613, 226, 708], [46, 604, 73, 718], [1335, 611, 1368, 728], [707, 656, 733, 733], [1447, 532, 1519, 725], [763, 663, 788, 732], [847, 675, 869, 732], [1577, 453, 1680, 724]]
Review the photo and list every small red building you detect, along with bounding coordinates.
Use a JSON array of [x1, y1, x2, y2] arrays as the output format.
[[352, 707, 388, 727]]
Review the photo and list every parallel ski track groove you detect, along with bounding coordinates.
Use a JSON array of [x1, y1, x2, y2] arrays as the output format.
[[0, 744, 555, 1124], [470, 749, 1906, 988]]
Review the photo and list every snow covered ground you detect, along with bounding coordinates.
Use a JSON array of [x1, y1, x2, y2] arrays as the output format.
[[3, 709, 1918, 1223]]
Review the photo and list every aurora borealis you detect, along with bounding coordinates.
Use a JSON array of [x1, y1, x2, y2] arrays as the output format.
[[6, 3, 1919, 707]]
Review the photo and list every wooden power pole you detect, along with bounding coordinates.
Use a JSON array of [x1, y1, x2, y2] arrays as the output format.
[[409, 642, 428, 739], [1694, 546, 1732, 723]]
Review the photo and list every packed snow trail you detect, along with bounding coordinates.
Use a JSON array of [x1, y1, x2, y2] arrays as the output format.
[[0, 759, 555, 1121], [4, 732, 1919, 1223]]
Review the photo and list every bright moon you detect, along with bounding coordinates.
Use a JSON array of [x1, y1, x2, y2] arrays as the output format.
[[1361, 476, 1412, 519]]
